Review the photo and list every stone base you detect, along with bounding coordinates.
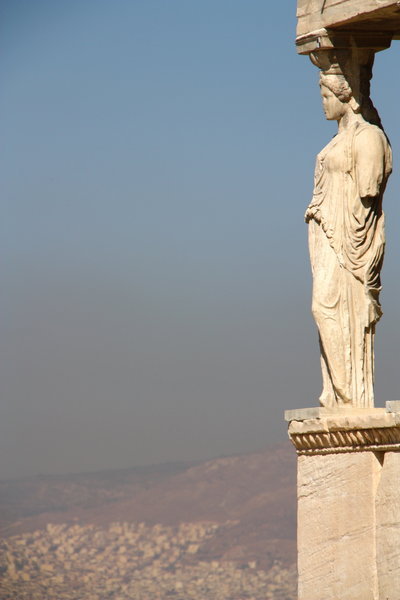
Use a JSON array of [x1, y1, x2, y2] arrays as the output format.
[[286, 402, 400, 600]]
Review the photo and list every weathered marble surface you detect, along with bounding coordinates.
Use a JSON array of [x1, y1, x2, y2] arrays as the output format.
[[298, 446, 400, 600], [288, 406, 400, 599], [376, 452, 400, 599], [292, 3, 399, 599], [305, 52, 392, 408], [297, 0, 400, 38], [284, 406, 386, 422], [287, 403, 400, 453], [298, 451, 381, 600]]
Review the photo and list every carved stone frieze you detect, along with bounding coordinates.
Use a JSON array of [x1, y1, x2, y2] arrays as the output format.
[[290, 426, 400, 455], [287, 405, 400, 454]]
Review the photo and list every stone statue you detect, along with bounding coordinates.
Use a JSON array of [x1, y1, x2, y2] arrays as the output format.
[[305, 61, 392, 408]]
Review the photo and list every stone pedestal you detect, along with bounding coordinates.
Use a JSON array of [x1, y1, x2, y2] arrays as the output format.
[[285, 402, 400, 600]]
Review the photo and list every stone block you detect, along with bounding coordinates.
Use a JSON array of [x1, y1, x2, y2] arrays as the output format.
[[298, 452, 381, 600], [386, 400, 400, 413], [376, 452, 400, 599], [296, 0, 400, 37], [285, 406, 385, 422]]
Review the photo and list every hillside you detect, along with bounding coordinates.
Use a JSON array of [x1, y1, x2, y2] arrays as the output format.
[[0, 442, 297, 599]]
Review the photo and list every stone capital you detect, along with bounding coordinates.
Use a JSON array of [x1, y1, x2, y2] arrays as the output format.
[[296, 27, 392, 56], [295, 2, 398, 94], [286, 402, 400, 455]]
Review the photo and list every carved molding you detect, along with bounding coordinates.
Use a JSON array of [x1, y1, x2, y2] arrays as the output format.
[[290, 426, 400, 455], [296, 28, 392, 55]]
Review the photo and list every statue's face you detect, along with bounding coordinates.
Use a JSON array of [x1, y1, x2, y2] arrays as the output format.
[[320, 85, 346, 121]]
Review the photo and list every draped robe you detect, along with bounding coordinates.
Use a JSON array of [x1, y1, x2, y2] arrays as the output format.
[[305, 121, 392, 407]]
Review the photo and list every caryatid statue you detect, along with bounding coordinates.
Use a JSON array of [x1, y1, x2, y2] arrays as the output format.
[[305, 51, 392, 408]]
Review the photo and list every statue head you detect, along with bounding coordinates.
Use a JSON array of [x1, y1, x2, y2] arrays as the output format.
[[316, 58, 382, 128], [319, 73, 360, 120]]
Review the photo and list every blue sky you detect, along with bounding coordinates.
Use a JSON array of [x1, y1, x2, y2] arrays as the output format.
[[0, 1, 399, 478]]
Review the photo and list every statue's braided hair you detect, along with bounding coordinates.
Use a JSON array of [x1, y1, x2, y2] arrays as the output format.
[[320, 73, 353, 103], [319, 71, 382, 129]]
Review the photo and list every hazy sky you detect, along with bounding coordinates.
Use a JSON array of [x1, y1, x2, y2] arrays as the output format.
[[0, 1, 399, 479]]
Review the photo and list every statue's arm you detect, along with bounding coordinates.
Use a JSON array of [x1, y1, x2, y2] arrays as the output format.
[[354, 127, 387, 199]]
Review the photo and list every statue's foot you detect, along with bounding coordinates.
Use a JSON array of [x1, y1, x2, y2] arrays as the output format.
[[337, 396, 352, 406], [319, 392, 336, 408], [336, 388, 352, 405]]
